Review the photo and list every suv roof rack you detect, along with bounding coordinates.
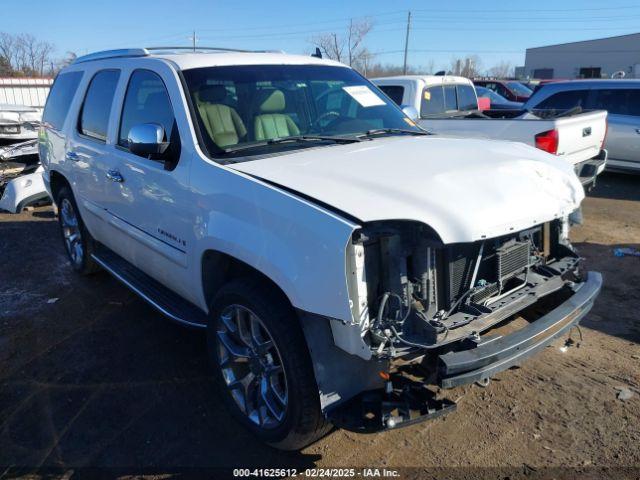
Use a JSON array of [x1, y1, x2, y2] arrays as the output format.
[[72, 46, 284, 64]]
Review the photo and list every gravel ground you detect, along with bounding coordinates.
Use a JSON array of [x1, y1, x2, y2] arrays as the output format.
[[0, 172, 638, 479]]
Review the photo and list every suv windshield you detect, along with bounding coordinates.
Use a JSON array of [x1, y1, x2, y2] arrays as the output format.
[[182, 64, 421, 159]]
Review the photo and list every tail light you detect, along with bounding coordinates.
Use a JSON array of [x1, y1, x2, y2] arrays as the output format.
[[535, 129, 559, 154], [601, 120, 608, 149]]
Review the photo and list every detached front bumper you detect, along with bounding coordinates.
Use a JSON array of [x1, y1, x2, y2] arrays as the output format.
[[438, 271, 602, 388]]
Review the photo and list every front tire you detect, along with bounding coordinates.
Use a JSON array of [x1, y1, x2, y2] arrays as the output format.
[[207, 277, 331, 450], [56, 186, 100, 275]]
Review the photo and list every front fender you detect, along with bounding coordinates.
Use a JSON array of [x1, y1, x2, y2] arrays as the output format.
[[191, 162, 359, 322]]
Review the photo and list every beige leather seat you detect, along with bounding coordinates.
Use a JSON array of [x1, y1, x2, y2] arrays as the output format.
[[254, 89, 300, 140], [194, 85, 247, 148]]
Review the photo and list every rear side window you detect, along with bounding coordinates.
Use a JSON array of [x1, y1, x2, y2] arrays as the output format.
[[118, 69, 176, 148], [443, 85, 457, 111], [534, 90, 589, 110], [42, 71, 83, 130], [590, 88, 640, 116], [456, 84, 478, 111], [378, 85, 404, 106], [79, 69, 120, 141], [421, 86, 445, 116]]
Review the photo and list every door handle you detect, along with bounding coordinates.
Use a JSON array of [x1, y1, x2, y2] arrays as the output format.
[[635, 128, 640, 134], [65, 151, 80, 162], [106, 169, 124, 183]]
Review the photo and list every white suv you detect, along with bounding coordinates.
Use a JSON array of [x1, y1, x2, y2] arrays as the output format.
[[40, 47, 602, 450]]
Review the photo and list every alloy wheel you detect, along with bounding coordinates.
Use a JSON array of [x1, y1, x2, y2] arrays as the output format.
[[215, 304, 288, 429]]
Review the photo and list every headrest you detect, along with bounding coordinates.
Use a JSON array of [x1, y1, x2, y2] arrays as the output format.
[[258, 89, 285, 113], [196, 84, 228, 104]]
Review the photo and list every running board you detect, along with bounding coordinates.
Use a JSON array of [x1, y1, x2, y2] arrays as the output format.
[[92, 247, 208, 328]]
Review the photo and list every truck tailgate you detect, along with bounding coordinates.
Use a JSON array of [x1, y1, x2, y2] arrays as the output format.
[[554, 110, 607, 166]]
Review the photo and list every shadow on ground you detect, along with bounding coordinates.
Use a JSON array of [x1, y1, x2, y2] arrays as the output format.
[[589, 172, 640, 202], [0, 218, 322, 472]]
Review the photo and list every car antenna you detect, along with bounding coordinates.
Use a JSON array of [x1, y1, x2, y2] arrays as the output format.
[[311, 47, 322, 59]]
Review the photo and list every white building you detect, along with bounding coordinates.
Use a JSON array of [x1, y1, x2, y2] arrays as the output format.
[[0, 78, 53, 108], [524, 32, 640, 80]]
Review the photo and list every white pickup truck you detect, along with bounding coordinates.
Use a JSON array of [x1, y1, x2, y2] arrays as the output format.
[[372, 75, 608, 187]]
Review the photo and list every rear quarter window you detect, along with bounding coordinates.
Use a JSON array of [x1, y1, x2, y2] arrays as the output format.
[[78, 69, 120, 141], [378, 85, 405, 106], [42, 71, 83, 130]]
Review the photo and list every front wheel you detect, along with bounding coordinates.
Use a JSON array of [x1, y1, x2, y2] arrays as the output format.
[[207, 277, 331, 450]]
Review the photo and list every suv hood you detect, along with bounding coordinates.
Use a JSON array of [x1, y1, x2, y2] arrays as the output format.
[[229, 136, 584, 244]]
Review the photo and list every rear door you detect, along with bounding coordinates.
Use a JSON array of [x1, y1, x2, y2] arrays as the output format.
[[66, 68, 121, 238], [589, 87, 640, 169]]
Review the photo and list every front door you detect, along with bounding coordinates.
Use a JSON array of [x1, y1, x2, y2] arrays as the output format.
[[104, 67, 195, 303]]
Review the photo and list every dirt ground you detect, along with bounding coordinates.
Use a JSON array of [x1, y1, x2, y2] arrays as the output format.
[[0, 173, 639, 479]]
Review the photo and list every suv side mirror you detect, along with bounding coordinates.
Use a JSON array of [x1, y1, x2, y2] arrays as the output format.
[[128, 123, 169, 158], [401, 105, 419, 120]]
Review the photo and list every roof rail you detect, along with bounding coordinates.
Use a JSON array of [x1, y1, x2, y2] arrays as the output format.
[[72, 48, 149, 64], [71, 46, 285, 65], [145, 46, 251, 53]]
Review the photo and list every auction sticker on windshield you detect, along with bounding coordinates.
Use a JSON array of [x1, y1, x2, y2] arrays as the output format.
[[343, 85, 386, 107]]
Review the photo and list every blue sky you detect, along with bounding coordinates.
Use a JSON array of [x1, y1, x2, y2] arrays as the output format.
[[3, 0, 640, 72]]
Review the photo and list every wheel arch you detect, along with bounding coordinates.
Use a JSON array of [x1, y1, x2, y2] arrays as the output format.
[[201, 249, 293, 312], [49, 170, 71, 204]]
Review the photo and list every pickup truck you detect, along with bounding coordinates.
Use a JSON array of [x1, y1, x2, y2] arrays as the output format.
[[40, 48, 601, 450], [372, 75, 608, 187]]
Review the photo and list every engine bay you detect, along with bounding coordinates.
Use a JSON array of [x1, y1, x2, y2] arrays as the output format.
[[351, 219, 582, 358]]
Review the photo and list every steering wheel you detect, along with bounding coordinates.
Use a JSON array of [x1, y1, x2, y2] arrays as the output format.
[[312, 110, 341, 130]]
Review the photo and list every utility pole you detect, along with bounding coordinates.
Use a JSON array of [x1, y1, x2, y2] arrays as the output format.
[[402, 11, 411, 75]]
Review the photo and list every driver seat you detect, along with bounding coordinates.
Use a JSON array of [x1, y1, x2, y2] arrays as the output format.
[[254, 89, 300, 140], [194, 85, 247, 147]]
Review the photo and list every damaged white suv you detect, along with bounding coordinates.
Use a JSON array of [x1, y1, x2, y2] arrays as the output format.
[[40, 47, 602, 450]]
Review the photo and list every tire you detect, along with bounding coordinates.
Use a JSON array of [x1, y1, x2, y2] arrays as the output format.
[[207, 276, 332, 450], [56, 185, 100, 275]]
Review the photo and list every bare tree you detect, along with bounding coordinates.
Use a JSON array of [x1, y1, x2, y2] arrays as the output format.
[[310, 18, 373, 71], [488, 60, 513, 79], [0, 32, 16, 67], [449, 55, 483, 78], [0, 32, 56, 76]]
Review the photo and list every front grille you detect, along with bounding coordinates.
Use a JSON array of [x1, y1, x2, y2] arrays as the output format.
[[497, 241, 531, 283]]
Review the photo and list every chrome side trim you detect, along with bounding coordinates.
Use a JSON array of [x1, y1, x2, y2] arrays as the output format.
[[91, 253, 206, 329]]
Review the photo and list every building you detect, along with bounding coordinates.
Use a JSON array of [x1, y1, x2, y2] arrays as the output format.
[[0, 78, 53, 109], [523, 32, 640, 80]]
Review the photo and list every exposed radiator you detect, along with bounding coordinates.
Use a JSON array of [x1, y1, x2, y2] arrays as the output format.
[[497, 241, 531, 284]]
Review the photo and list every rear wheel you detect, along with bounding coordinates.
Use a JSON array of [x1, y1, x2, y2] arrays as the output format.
[[207, 277, 331, 450], [56, 186, 100, 275]]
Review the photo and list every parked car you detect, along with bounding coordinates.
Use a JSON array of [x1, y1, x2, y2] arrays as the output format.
[[40, 47, 601, 450], [373, 75, 608, 187], [475, 86, 524, 110], [525, 80, 640, 173], [473, 79, 533, 102], [0, 104, 42, 143]]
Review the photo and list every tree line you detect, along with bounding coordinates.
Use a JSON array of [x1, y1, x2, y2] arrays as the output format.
[[0, 32, 76, 78]]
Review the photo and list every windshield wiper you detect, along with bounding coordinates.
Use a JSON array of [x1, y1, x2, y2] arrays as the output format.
[[223, 135, 361, 153], [358, 128, 431, 139]]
